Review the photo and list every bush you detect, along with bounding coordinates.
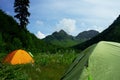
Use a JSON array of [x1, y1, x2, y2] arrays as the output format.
[[0, 63, 28, 80]]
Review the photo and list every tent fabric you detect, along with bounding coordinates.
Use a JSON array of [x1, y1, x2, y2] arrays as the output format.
[[3, 49, 34, 65], [28, 52, 34, 57], [61, 41, 120, 80]]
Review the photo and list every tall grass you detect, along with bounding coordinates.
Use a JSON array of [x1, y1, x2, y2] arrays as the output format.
[[0, 50, 78, 80], [35, 50, 77, 65]]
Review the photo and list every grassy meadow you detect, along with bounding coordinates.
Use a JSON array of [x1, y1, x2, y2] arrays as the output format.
[[0, 50, 78, 80]]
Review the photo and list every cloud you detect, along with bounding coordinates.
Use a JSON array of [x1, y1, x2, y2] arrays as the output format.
[[36, 31, 46, 39], [56, 18, 76, 34], [28, 0, 120, 36]]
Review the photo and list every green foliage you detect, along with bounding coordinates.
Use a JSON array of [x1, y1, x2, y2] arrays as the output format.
[[25, 51, 77, 80], [0, 32, 3, 46], [0, 64, 28, 80], [35, 50, 77, 66], [0, 9, 61, 53], [50, 39, 80, 47], [12, 37, 22, 49], [0, 50, 78, 80]]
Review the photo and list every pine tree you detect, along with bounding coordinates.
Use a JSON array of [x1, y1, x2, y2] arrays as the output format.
[[14, 0, 30, 29]]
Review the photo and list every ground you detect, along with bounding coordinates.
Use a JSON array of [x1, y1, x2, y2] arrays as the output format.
[[0, 51, 77, 80]]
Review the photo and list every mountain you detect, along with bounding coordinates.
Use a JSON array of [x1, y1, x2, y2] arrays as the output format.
[[50, 30, 74, 41], [43, 30, 99, 47], [43, 30, 76, 47], [73, 15, 120, 50], [0, 9, 99, 53], [76, 30, 99, 40], [0, 9, 58, 53]]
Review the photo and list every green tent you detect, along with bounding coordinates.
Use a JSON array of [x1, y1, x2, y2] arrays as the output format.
[[61, 41, 120, 80]]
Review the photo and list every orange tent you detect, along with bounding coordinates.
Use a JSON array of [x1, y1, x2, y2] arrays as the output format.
[[3, 49, 34, 65]]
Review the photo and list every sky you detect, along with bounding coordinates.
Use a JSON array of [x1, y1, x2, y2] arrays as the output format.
[[0, 0, 120, 39]]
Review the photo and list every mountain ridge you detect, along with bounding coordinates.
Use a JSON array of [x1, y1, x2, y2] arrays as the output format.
[[43, 29, 99, 47], [73, 15, 120, 50], [76, 30, 99, 40]]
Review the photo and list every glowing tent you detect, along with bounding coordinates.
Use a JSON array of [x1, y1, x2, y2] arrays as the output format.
[[3, 49, 34, 65]]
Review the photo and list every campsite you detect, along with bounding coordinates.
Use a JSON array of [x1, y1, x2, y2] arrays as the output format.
[[1, 0, 120, 80], [0, 50, 77, 80]]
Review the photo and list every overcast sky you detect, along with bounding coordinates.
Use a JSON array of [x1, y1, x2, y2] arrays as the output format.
[[0, 0, 120, 39]]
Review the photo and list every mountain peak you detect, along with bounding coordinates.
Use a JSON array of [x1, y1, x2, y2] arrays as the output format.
[[59, 29, 67, 34], [76, 30, 99, 40], [52, 29, 68, 36], [43, 29, 99, 47]]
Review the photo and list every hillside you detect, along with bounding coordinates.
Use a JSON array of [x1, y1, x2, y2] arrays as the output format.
[[43, 30, 76, 47], [74, 15, 120, 50], [0, 10, 58, 53], [76, 30, 99, 40], [43, 30, 99, 47]]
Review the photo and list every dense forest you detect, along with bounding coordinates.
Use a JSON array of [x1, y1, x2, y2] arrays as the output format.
[[0, 10, 60, 53]]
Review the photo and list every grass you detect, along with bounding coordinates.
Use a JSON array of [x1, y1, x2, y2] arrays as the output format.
[[0, 50, 78, 80]]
